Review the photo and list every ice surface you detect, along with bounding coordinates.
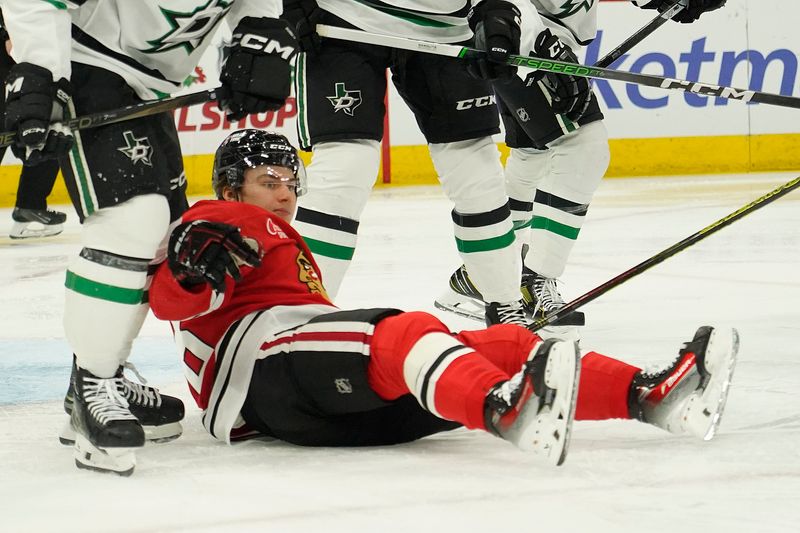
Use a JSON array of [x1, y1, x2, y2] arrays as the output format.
[[1, 173, 798, 532]]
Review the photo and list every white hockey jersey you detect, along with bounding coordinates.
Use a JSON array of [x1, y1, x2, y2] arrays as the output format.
[[1, 0, 282, 100], [530, 0, 654, 49], [317, 0, 548, 44]]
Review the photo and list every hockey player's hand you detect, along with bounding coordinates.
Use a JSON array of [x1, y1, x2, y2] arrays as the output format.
[[638, 0, 726, 23], [219, 17, 299, 121], [168, 220, 263, 293], [529, 29, 592, 122], [467, 0, 521, 81], [4, 63, 73, 164], [282, 0, 323, 54]]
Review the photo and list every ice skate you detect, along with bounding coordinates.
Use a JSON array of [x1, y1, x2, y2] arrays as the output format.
[[629, 326, 739, 441], [9, 207, 67, 239], [485, 338, 580, 465], [60, 359, 184, 446], [70, 364, 145, 476], [434, 264, 487, 321], [520, 267, 583, 342]]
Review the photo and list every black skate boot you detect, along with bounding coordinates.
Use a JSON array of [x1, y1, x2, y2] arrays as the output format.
[[484, 300, 530, 327], [60, 358, 184, 445], [71, 364, 145, 476], [520, 267, 585, 326], [434, 264, 487, 321], [10, 207, 67, 239], [485, 338, 580, 465], [629, 326, 739, 440]]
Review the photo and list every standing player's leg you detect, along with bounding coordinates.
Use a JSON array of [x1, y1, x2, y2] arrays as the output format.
[[392, 52, 530, 327], [58, 64, 185, 475], [10, 158, 67, 239], [292, 30, 390, 300]]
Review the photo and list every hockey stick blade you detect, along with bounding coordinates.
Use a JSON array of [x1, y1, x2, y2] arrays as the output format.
[[316, 24, 800, 109], [530, 175, 800, 332], [595, 0, 685, 68], [0, 87, 224, 149]]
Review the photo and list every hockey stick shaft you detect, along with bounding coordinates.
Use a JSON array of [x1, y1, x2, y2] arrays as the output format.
[[316, 25, 800, 109], [0, 87, 222, 149], [531, 175, 800, 331], [595, 0, 685, 68]]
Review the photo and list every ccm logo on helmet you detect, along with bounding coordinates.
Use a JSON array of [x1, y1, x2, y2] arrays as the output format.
[[236, 33, 295, 59], [455, 95, 496, 110]]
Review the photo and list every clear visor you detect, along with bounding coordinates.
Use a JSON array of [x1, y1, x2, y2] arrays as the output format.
[[240, 153, 307, 196]]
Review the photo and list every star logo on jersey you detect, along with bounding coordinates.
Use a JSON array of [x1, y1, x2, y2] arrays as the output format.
[[140, 0, 232, 55], [556, 0, 595, 19], [326, 83, 362, 116], [117, 131, 153, 167]]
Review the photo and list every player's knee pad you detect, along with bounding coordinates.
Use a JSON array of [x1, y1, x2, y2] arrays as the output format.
[[300, 140, 381, 220], [544, 121, 610, 203], [430, 137, 507, 213], [81, 194, 171, 260]]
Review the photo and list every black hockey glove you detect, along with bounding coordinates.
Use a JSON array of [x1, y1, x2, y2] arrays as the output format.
[[282, 0, 323, 54], [528, 29, 592, 122], [219, 17, 298, 121], [638, 0, 727, 24], [467, 0, 522, 82], [4, 62, 73, 164], [167, 220, 263, 293]]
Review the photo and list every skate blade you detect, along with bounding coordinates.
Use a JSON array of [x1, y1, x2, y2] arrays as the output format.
[[513, 341, 580, 466], [9, 222, 64, 239], [433, 288, 485, 322], [74, 434, 137, 477], [685, 327, 739, 441], [60, 419, 183, 445]]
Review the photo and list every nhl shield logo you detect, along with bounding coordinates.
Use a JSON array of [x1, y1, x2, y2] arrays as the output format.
[[334, 378, 353, 394]]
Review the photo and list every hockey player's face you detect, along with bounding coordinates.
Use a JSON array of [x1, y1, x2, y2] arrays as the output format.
[[237, 165, 299, 222]]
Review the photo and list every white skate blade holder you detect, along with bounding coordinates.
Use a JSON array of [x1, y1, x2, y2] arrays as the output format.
[[684, 327, 739, 441], [73, 434, 138, 477], [506, 341, 581, 466]]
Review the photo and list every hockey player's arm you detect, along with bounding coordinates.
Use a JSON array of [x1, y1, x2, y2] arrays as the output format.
[[150, 263, 225, 322], [1, 0, 72, 80]]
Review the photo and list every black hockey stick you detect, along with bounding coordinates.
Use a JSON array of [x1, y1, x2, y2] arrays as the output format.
[[530, 175, 800, 331], [595, 0, 685, 68], [0, 87, 223, 149], [316, 25, 800, 109]]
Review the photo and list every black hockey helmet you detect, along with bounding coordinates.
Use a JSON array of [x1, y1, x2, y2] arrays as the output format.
[[212, 129, 307, 199]]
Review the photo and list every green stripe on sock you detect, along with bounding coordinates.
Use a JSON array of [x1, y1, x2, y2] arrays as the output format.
[[531, 216, 580, 240], [296, 54, 310, 147], [455, 231, 515, 253], [65, 271, 144, 305], [303, 237, 355, 260], [42, 0, 68, 8]]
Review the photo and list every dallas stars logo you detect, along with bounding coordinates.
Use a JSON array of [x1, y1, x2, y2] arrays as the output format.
[[140, 0, 232, 55], [326, 83, 362, 116], [556, 0, 595, 19], [117, 131, 153, 167]]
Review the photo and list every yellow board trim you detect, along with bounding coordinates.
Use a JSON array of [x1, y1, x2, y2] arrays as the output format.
[[1, 133, 798, 206]]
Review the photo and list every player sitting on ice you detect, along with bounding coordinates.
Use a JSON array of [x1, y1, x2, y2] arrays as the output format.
[[148, 130, 738, 471]]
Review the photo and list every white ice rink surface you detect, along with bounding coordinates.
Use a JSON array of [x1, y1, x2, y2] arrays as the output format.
[[1, 173, 799, 532]]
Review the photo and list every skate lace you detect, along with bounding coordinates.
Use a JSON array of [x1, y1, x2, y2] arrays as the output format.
[[83, 377, 137, 425], [121, 362, 162, 408], [531, 277, 565, 318], [639, 355, 681, 380], [494, 301, 529, 327], [490, 370, 525, 413]]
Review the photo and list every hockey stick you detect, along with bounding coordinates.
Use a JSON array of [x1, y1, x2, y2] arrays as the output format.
[[0, 87, 223, 149], [315, 25, 800, 109], [530, 175, 800, 331], [595, 0, 685, 68]]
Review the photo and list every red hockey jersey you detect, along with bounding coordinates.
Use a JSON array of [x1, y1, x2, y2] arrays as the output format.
[[150, 200, 337, 439]]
